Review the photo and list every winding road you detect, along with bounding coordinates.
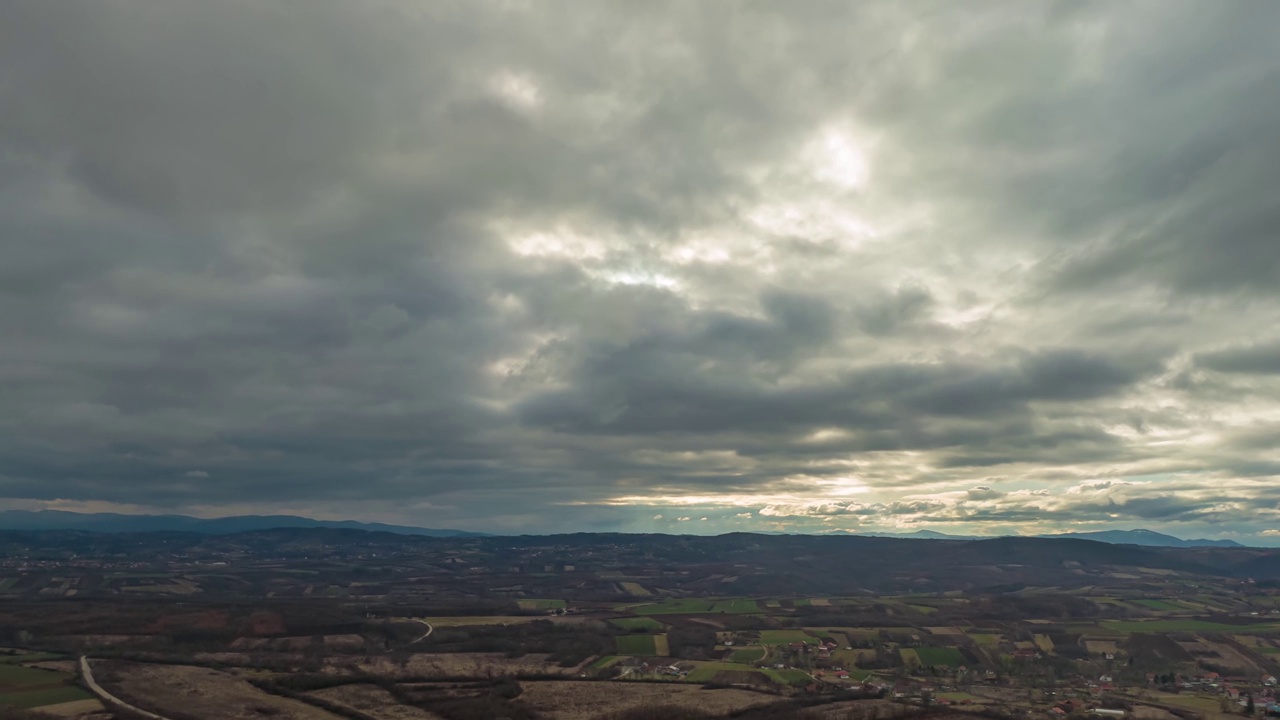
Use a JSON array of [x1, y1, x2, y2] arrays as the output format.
[[408, 618, 434, 645], [79, 655, 171, 720]]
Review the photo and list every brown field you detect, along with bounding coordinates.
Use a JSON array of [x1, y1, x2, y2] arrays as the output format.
[[1084, 640, 1120, 654], [310, 684, 442, 719], [516, 680, 775, 720], [1194, 638, 1263, 674], [807, 700, 919, 719], [1131, 705, 1181, 720], [924, 627, 965, 635], [328, 652, 580, 678], [102, 661, 343, 720]]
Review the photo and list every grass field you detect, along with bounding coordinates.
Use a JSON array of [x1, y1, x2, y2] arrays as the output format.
[[0, 662, 91, 710], [616, 634, 658, 655], [684, 662, 752, 682], [1102, 619, 1280, 633], [1132, 599, 1182, 611], [633, 599, 715, 615], [516, 598, 566, 611], [610, 617, 666, 632], [710, 599, 760, 613], [0, 664, 65, 687], [425, 615, 547, 627], [0, 686, 93, 710], [619, 582, 652, 596], [768, 668, 812, 685], [907, 604, 938, 614], [729, 647, 765, 663], [758, 630, 819, 645], [0, 654, 63, 664], [653, 635, 670, 656], [588, 655, 621, 669], [1033, 634, 1054, 652], [914, 646, 966, 666]]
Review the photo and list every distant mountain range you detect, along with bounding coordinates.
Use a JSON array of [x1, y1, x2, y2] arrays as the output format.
[[0, 510, 486, 537], [853, 527, 1243, 548], [0, 511, 1248, 547]]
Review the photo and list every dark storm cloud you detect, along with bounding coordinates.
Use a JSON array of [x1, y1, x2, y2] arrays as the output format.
[[2, 1, 1280, 541], [1196, 342, 1280, 375]]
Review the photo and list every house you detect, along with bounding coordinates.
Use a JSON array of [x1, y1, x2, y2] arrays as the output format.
[[1264, 675, 1278, 687]]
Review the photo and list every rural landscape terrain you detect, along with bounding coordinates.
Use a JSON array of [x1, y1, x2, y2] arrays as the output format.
[[2, 528, 1280, 720]]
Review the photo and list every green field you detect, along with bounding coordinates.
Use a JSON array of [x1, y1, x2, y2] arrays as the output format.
[[710, 599, 760, 613], [609, 617, 666, 632], [0, 662, 91, 710], [1102, 619, 1280, 633], [0, 686, 93, 710], [616, 634, 658, 655], [588, 655, 621, 669], [633, 599, 715, 615], [768, 668, 813, 685], [759, 630, 819, 645], [0, 664, 65, 687], [516, 598, 566, 611], [907, 604, 938, 615], [684, 662, 756, 682], [0, 654, 63, 664], [914, 646, 966, 666], [1132, 599, 1182, 611], [729, 646, 765, 663]]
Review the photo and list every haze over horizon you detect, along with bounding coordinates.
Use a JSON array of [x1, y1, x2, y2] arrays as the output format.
[[3, 2, 1280, 543]]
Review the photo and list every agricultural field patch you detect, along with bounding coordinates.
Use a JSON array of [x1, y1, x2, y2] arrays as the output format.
[[729, 646, 765, 663], [1104, 619, 1280, 633], [609, 616, 665, 632], [684, 661, 756, 682], [710, 599, 760, 613], [914, 646, 966, 666], [1084, 640, 1120, 655], [0, 686, 94, 710], [518, 680, 774, 720], [758, 630, 819, 645], [615, 634, 658, 655], [633, 599, 715, 615], [1033, 634, 1054, 652], [1132, 599, 1183, 611], [424, 615, 548, 627], [309, 684, 437, 720], [619, 582, 651, 597], [516, 598, 566, 611]]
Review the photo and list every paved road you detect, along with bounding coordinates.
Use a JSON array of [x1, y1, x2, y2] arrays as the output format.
[[79, 656, 171, 720]]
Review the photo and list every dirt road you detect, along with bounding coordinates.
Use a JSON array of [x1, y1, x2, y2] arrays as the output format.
[[79, 656, 171, 720]]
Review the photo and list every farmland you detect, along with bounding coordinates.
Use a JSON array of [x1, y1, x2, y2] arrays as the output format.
[[0, 657, 93, 712], [3, 527, 1280, 718]]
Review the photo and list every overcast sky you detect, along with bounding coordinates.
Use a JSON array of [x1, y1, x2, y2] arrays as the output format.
[[3, 1, 1280, 543]]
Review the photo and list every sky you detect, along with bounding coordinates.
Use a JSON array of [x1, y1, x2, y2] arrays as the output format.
[[3, 1, 1280, 544]]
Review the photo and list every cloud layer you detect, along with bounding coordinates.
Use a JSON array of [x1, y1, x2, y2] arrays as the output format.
[[3, 1, 1280, 541]]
